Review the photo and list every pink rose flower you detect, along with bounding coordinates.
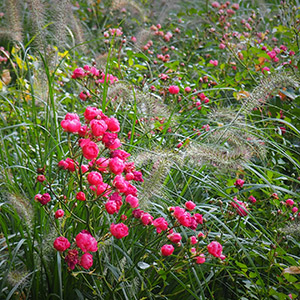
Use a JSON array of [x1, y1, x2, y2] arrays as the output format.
[[161, 244, 174, 256], [105, 117, 120, 132], [90, 119, 108, 137], [61, 113, 81, 133], [80, 139, 99, 160], [153, 217, 168, 233], [195, 254, 205, 264], [53, 236, 71, 252], [185, 201, 196, 211], [286, 199, 294, 206], [84, 106, 101, 121], [75, 231, 98, 253], [105, 201, 118, 214], [76, 191, 86, 201], [167, 232, 182, 243], [109, 157, 125, 175], [168, 85, 180, 94], [190, 236, 198, 245], [87, 171, 103, 186], [55, 209, 64, 219], [125, 194, 139, 208], [248, 195, 257, 203], [80, 253, 93, 269], [72, 67, 85, 79], [37, 193, 51, 205], [234, 179, 245, 188], [140, 213, 153, 225], [110, 223, 129, 239], [207, 241, 223, 257]]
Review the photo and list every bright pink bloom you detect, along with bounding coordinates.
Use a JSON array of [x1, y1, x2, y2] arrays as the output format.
[[90, 182, 111, 196], [248, 195, 257, 203], [53, 237, 71, 252], [76, 191, 86, 201], [167, 232, 182, 243], [286, 199, 295, 206], [190, 236, 198, 245], [72, 67, 85, 79], [178, 213, 192, 227], [90, 119, 108, 137], [55, 209, 64, 219], [211, 1, 220, 8], [234, 179, 245, 188], [173, 206, 186, 219], [87, 171, 103, 186], [185, 86, 191, 93], [125, 194, 139, 208], [84, 106, 101, 121], [37, 175, 46, 182], [76, 231, 98, 253], [105, 201, 118, 214], [209, 60, 218, 66], [161, 244, 174, 256], [140, 213, 153, 225], [153, 217, 168, 233], [61, 113, 81, 133], [292, 207, 298, 213], [110, 223, 129, 239], [96, 157, 109, 172], [80, 139, 99, 160], [219, 43, 226, 49], [79, 91, 90, 101], [207, 241, 223, 257], [106, 117, 120, 132], [113, 175, 128, 193], [102, 132, 121, 149], [37, 193, 51, 205], [267, 50, 277, 59], [168, 85, 180, 94], [194, 213, 203, 224], [80, 253, 93, 269], [195, 254, 206, 264], [185, 201, 196, 211], [109, 157, 125, 175]]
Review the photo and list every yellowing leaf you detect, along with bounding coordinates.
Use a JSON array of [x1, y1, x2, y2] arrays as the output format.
[[282, 266, 300, 274], [236, 90, 250, 101]]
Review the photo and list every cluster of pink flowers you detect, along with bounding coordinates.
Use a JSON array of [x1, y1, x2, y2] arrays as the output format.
[[54, 231, 98, 270], [71, 65, 118, 89]]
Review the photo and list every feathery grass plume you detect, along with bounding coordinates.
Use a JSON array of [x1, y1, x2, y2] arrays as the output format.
[[111, 0, 147, 22], [208, 107, 245, 124], [69, 14, 87, 52], [206, 127, 267, 161], [95, 53, 108, 70], [26, 0, 47, 54], [241, 71, 299, 114], [4, 0, 23, 42], [183, 142, 252, 170], [280, 221, 300, 239], [7, 269, 30, 291], [51, 0, 69, 50], [134, 149, 182, 206], [135, 28, 152, 49], [7, 192, 34, 230], [108, 82, 173, 132]]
